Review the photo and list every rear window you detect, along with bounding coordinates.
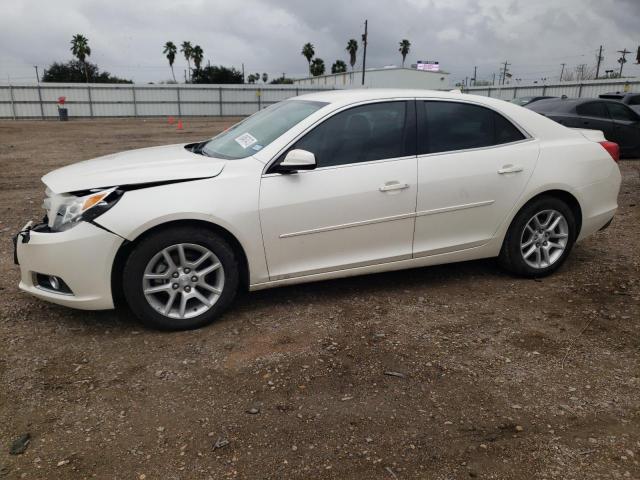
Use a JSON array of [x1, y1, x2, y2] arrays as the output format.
[[576, 102, 609, 118], [606, 102, 639, 122], [528, 99, 571, 112], [628, 95, 640, 106]]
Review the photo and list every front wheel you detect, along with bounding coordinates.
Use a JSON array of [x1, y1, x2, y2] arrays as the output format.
[[499, 196, 577, 277], [122, 227, 239, 330]]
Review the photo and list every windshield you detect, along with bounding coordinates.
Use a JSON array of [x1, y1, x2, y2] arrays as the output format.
[[511, 97, 534, 106], [202, 100, 327, 159]]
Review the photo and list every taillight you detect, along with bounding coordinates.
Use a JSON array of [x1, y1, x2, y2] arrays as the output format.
[[599, 141, 620, 162]]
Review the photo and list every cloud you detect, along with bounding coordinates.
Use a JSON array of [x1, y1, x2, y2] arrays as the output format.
[[0, 0, 638, 84]]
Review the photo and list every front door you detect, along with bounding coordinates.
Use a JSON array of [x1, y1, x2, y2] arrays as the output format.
[[260, 100, 417, 280]]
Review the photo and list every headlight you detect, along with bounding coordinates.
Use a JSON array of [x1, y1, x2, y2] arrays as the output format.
[[44, 187, 124, 231]]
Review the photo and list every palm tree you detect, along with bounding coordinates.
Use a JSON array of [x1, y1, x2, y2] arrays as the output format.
[[191, 45, 204, 71], [70, 34, 91, 82], [247, 74, 256, 84], [262, 73, 268, 83], [163, 41, 177, 82], [399, 39, 411, 68], [301, 43, 315, 74], [331, 60, 347, 74], [310, 58, 325, 77], [346, 39, 358, 70], [180, 41, 193, 81]]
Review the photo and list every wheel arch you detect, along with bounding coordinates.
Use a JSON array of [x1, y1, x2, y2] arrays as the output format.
[[503, 189, 583, 248], [110, 219, 250, 309]]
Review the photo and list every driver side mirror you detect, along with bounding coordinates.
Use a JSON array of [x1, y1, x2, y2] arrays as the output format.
[[276, 149, 316, 173]]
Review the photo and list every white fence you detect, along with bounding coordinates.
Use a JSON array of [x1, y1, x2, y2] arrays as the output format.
[[0, 83, 334, 119], [464, 78, 640, 100]]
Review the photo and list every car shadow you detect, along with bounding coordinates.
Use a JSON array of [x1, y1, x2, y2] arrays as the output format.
[[32, 257, 522, 332]]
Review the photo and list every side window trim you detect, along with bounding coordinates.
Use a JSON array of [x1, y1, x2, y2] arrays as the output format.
[[265, 99, 417, 175]]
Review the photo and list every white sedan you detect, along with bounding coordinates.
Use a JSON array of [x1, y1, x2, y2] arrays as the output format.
[[15, 89, 621, 330]]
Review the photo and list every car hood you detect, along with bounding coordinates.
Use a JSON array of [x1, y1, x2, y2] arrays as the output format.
[[42, 143, 226, 193]]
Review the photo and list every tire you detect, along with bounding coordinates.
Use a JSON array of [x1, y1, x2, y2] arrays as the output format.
[[122, 226, 239, 330], [498, 196, 577, 277]]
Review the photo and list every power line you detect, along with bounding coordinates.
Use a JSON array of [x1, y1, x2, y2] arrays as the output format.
[[617, 48, 631, 77]]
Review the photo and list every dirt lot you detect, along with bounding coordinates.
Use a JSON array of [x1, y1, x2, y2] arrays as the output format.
[[0, 118, 638, 480]]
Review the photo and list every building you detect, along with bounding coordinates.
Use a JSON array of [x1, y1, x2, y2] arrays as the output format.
[[293, 67, 451, 90]]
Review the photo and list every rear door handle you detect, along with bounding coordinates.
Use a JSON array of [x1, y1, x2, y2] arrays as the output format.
[[379, 182, 409, 192], [498, 165, 523, 174]]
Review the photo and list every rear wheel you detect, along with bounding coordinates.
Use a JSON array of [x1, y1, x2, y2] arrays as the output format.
[[122, 227, 239, 330], [499, 196, 577, 277]]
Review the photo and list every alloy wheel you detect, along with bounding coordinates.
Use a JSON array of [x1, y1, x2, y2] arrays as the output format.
[[142, 243, 224, 319], [520, 209, 569, 269]]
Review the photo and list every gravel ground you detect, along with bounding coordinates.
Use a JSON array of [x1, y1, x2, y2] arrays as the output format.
[[0, 118, 639, 480]]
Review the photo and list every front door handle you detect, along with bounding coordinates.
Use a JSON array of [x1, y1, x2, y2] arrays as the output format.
[[379, 182, 409, 192], [498, 164, 523, 174]]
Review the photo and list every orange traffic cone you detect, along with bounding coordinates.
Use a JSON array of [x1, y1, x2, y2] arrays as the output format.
[[177, 119, 183, 131], [168, 116, 175, 125]]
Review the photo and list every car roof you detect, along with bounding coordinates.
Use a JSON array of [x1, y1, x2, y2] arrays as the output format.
[[527, 97, 624, 113], [296, 88, 467, 104]]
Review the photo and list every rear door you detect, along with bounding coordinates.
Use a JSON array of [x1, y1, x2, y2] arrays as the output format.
[[413, 100, 539, 257], [605, 102, 640, 155], [574, 101, 616, 140]]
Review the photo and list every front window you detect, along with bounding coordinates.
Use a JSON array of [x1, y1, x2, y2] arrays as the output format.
[[202, 100, 327, 159]]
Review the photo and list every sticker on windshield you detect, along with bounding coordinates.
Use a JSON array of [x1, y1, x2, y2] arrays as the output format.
[[234, 132, 258, 149], [251, 144, 263, 151]]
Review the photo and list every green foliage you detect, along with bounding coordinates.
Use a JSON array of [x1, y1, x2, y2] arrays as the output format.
[[163, 41, 178, 82], [181, 41, 193, 81], [42, 60, 132, 83], [190, 65, 243, 84], [399, 39, 411, 67], [262, 73, 268, 83], [302, 43, 315, 72], [270, 75, 294, 84], [346, 39, 358, 69], [192, 45, 204, 70], [310, 58, 325, 76], [70, 34, 91, 62], [70, 34, 92, 82], [331, 60, 347, 74]]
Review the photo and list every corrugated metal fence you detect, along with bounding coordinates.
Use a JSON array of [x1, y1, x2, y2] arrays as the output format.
[[464, 78, 640, 100], [0, 83, 334, 119]]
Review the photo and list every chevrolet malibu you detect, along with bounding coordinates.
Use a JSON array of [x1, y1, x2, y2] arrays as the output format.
[[14, 89, 622, 330]]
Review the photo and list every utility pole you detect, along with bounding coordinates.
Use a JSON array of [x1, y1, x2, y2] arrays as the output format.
[[34, 65, 40, 83], [492, 72, 496, 85], [242, 63, 245, 83], [577, 64, 586, 81], [595, 45, 603, 79], [361, 19, 368, 86], [472, 66, 477, 86], [501, 60, 510, 85], [617, 48, 630, 77], [559, 63, 565, 82]]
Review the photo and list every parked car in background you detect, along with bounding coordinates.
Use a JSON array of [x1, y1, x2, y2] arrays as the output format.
[[510, 96, 556, 107], [15, 90, 621, 330], [599, 92, 640, 114], [527, 97, 640, 157]]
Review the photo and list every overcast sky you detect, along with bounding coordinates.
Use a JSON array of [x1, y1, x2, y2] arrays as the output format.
[[1, 0, 638, 85]]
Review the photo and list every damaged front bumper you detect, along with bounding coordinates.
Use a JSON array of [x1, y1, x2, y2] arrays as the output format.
[[14, 220, 124, 310]]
